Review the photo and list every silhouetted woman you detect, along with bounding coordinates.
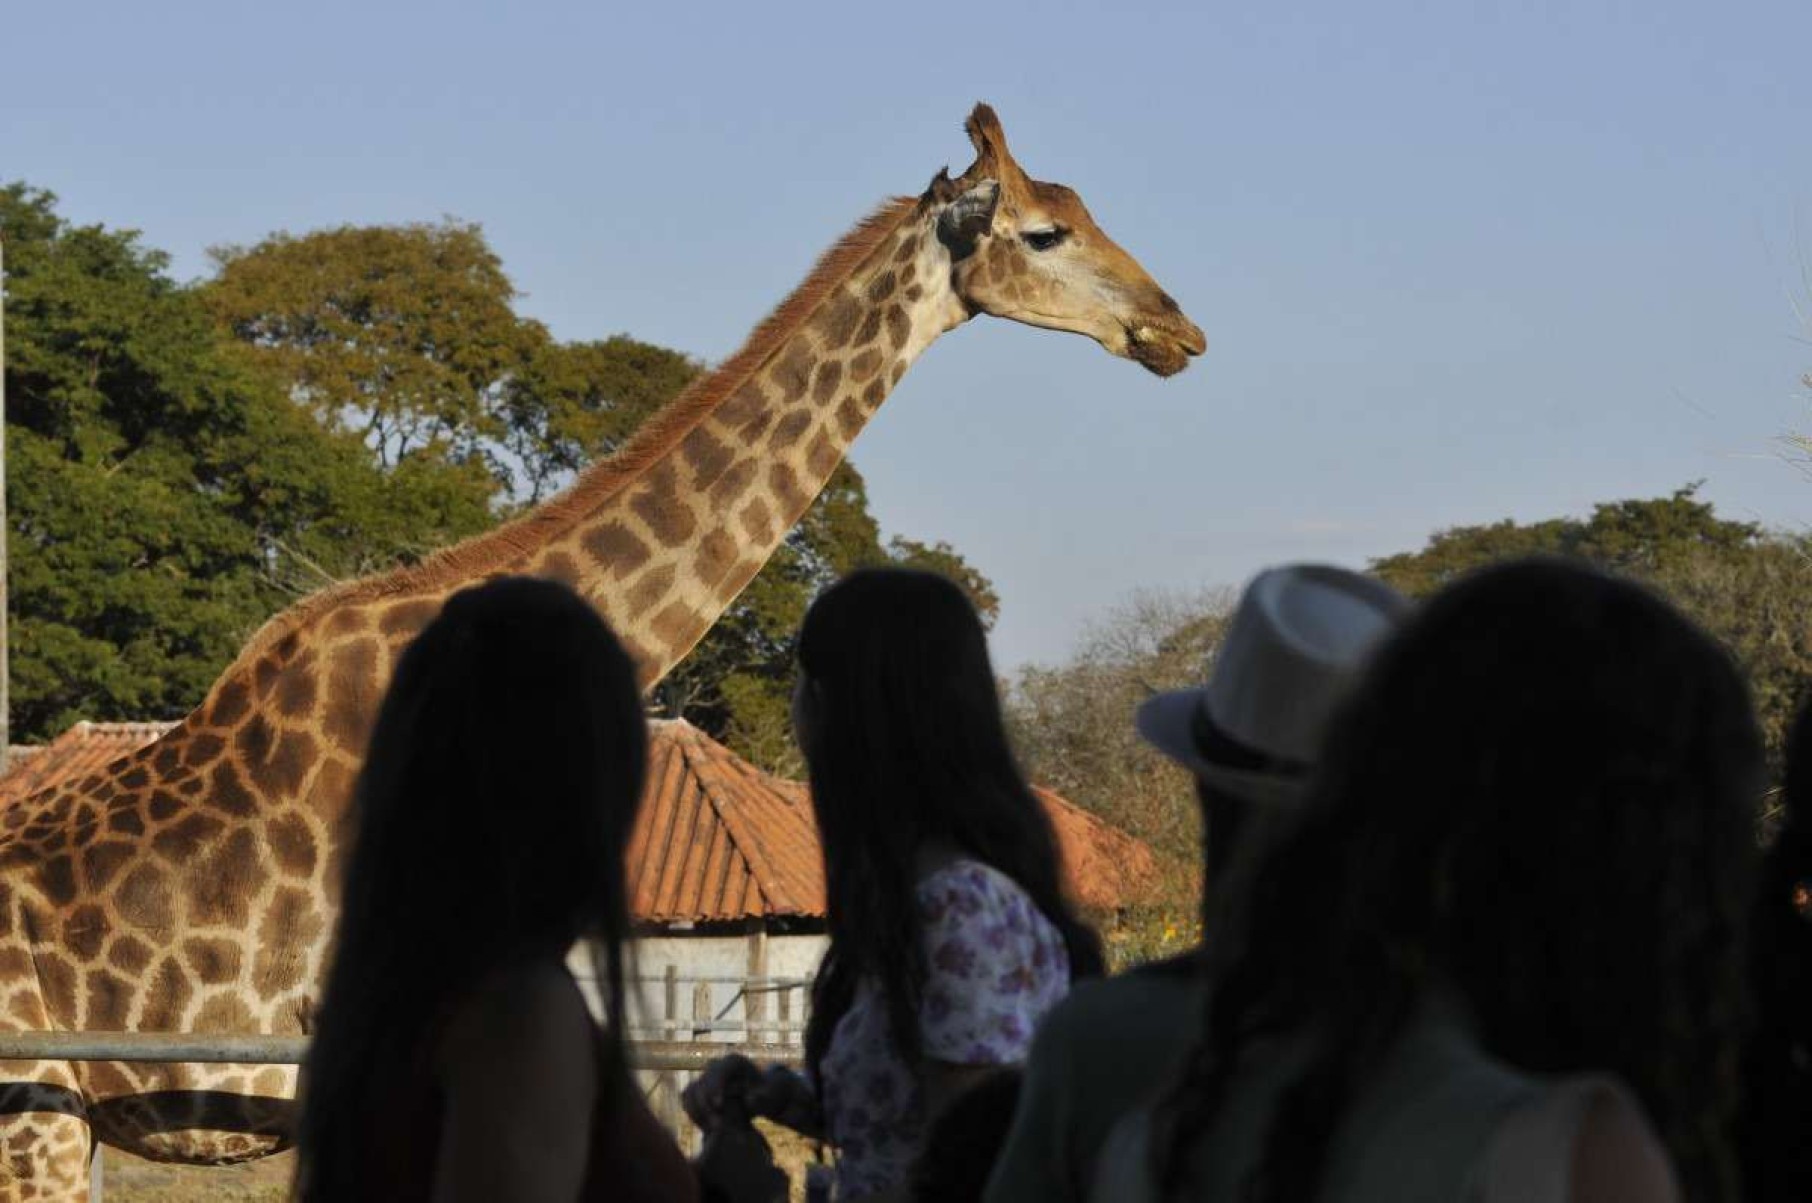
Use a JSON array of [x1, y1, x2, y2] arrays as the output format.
[[293, 576, 781, 1203], [1091, 559, 1761, 1203], [687, 567, 1105, 1202]]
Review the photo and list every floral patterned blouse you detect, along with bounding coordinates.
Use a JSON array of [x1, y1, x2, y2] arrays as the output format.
[[816, 859, 1073, 1198]]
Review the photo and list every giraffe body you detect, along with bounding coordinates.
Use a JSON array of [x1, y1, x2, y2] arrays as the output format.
[[0, 104, 1203, 1198]]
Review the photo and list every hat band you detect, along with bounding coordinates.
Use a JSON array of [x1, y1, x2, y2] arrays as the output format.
[[1192, 700, 1311, 779]]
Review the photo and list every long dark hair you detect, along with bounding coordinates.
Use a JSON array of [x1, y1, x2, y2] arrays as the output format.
[[1156, 558, 1761, 1203], [293, 576, 648, 1200], [797, 568, 1104, 1082]]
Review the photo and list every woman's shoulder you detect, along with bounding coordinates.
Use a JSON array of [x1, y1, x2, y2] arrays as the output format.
[[437, 957, 599, 1073], [915, 857, 1038, 917], [1476, 1075, 1679, 1203]]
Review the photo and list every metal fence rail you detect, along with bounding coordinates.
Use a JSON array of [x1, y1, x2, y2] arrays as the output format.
[[0, 1032, 801, 1070]]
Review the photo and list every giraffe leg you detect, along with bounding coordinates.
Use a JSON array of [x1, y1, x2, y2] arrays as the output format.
[[0, 1089, 93, 1203]]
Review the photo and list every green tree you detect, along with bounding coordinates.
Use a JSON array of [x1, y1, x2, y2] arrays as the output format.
[[1372, 485, 1812, 802], [0, 184, 476, 741]]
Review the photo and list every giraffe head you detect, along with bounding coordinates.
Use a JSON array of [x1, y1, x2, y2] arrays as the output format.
[[926, 103, 1207, 377]]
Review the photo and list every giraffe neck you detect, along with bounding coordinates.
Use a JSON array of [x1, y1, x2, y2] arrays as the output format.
[[528, 206, 964, 679]]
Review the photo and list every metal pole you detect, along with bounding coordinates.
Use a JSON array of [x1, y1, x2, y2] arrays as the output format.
[[1, 235, 9, 771]]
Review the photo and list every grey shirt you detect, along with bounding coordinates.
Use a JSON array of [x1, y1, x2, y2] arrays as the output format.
[[983, 959, 1206, 1203]]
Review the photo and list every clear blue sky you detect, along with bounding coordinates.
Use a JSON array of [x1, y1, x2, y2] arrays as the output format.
[[7, 0, 1810, 670]]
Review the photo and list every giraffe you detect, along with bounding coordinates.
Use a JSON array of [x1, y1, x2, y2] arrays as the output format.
[[0, 103, 1204, 1198]]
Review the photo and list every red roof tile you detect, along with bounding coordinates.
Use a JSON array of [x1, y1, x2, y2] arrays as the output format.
[[0, 718, 1158, 921]]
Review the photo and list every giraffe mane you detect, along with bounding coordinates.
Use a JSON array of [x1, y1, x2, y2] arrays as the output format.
[[231, 194, 924, 667]]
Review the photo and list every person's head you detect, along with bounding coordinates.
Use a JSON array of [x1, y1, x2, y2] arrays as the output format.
[[1136, 564, 1409, 881], [909, 1068, 1025, 1203], [794, 568, 1104, 1073], [296, 576, 647, 1198], [1160, 558, 1762, 1203]]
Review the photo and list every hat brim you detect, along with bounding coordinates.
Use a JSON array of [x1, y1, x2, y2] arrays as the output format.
[[1136, 689, 1309, 808]]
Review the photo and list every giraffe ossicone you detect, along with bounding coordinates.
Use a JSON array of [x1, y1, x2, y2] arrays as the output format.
[[0, 102, 1203, 1199]]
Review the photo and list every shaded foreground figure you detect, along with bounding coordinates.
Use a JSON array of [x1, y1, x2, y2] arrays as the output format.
[[292, 577, 782, 1202], [686, 568, 1105, 1202], [986, 565, 1409, 1203], [1090, 560, 1761, 1203], [1740, 697, 1812, 1201], [0, 102, 1202, 1201]]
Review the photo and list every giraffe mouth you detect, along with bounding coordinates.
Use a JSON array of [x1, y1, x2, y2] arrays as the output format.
[[1124, 320, 1206, 377]]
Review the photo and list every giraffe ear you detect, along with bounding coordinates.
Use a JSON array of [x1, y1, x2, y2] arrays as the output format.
[[936, 178, 999, 260], [965, 103, 1011, 169]]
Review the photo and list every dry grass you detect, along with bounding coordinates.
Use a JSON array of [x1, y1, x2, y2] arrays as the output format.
[[97, 1147, 292, 1202]]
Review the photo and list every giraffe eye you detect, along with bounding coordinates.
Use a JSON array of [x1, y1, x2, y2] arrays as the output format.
[[1023, 227, 1067, 252]]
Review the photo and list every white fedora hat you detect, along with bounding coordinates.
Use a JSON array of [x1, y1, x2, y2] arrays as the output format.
[[1136, 565, 1410, 805]]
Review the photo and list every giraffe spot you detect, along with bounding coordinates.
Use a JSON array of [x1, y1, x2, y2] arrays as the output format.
[[807, 430, 841, 479], [247, 726, 318, 800], [39, 857, 76, 908], [108, 934, 153, 976], [182, 732, 225, 769], [811, 361, 843, 405], [886, 307, 911, 351], [323, 607, 371, 637], [378, 598, 442, 639], [769, 409, 812, 450], [189, 828, 262, 928], [182, 937, 242, 986], [267, 813, 318, 878], [80, 841, 135, 894], [139, 956, 193, 1031], [705, 458, 758, 509], [252, 655, 283, 700], [681, 427, 734, 488], [117, 865, 175, 935], [695, 530, 740, 591], [273, 657, 319, 719], [83, 968, 134, 1029], [810, 290, 862, 349], [534, 551, 582, 589], [146, 790, 183, 824], [0, 947, 30, 979], [716, 382, 769, 430], [864, 380, 886, 408], [37, 954, 77, 1016], [62, 905, 107, 963], [152, 743, 183, 778], [850, 347, 883, 384], [630, 479, 697, 546], [739, 498, 775, 545], [837, 397, 867, 439], [254, 887, 322, 993], [650, 602, 702, 652], [580, 522, 653, 577], [107, 807, 145, 838], [769, 464, 810, 517], [207, 761, 259, 818], [866, 270, 898, 304], [194, 992, 259, 1029], [153, 811, 225, 862], [854, 308, 884, 346], [769, 342, 814, 396], [627, 563, 678, 615]]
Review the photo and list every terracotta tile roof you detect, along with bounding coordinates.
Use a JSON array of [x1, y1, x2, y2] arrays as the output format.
[[0, 721, 179, 807], [0, 718, 1158, 921]]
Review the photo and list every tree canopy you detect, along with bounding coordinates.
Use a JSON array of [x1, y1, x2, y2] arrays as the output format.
[[3, 190, 995, 766]]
